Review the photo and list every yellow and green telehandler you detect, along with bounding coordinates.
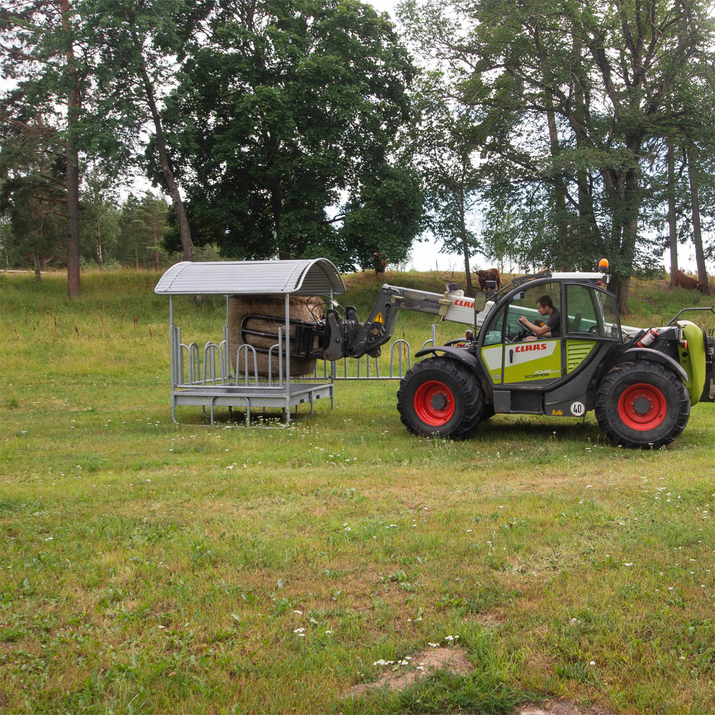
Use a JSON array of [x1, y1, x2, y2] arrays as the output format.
[[319, 263, 715, 448]]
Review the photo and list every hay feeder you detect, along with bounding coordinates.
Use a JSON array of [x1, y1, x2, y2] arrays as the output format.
[[154, 259, 346, 426]]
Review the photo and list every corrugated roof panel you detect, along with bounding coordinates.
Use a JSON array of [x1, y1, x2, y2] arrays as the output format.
[[154, 259, 346, 296]]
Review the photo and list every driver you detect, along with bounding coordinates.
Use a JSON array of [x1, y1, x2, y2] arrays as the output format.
[[518, 295, 561, 339]]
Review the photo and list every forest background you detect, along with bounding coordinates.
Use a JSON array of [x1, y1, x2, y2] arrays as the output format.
[[2, 0, 715, 312]]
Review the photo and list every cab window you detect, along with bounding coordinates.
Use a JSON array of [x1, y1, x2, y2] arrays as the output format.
[[596, 288, 621, 339], [565, 285, 598, 335], [482, 304, 507, 346], [506, 283, 561, 340]]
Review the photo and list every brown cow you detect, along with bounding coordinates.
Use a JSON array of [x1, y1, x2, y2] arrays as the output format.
[[373, 252, 388, 276], [672, 269, 711, 295], [475, 268, 502, 292]]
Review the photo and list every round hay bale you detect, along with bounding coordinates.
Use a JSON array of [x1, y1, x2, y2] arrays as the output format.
[[228, 295, 323, 378]]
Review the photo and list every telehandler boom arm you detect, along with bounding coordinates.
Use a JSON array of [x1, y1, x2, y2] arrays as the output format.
[[323, 284, 487, 360]]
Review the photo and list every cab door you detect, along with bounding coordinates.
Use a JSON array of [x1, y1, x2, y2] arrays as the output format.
[[479, 282, 563, 389], [540, 282, 622, 417], [502, 282, 562, 387]]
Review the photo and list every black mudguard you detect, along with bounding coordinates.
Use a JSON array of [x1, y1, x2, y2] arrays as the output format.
[[616, 347, 688, 382], [414, 346, 482, 373]]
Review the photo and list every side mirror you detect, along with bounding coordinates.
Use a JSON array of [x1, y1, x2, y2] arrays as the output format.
[[473, 293, 487, 312]]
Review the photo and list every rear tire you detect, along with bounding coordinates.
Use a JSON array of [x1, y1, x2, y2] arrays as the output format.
[[595, 360, 690, 448], [396, 357, 484, 439]]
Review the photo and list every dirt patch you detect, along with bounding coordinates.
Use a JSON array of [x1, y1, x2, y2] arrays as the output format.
[[348, 651, 617, 715], [348, 646, 473, 697], [518, 699, 618, 715], [473, 609, 507, 629]]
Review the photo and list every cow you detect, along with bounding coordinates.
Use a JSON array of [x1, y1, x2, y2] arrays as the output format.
[[373, 252, 388, 276], [475, 268, 502, 292], [672, 269, 711, 295]]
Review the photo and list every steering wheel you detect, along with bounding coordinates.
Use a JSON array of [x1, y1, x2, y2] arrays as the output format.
[[516, 322, 537, 342]]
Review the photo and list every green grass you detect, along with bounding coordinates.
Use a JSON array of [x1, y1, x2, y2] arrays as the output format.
[[1, 270, 714, 714]]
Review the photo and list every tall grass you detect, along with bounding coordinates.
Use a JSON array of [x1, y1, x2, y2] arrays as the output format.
[[0, 270, 714, 714]]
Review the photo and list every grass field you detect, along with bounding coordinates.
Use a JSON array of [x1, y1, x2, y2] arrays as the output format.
[[1, 269, 715, 714]]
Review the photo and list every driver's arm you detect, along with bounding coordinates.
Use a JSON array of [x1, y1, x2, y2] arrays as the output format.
[[519, 316, 551, 337]]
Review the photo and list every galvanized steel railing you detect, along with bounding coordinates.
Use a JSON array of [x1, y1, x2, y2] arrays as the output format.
[[169, 326, 438, 389]]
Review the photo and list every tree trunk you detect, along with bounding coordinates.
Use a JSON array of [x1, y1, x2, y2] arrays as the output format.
[[271, 175, 287, 259], [133, 35, 194, 262], [607, 163, 640, 316], [66, 133, 81, 295], [687, 145, 710, 291], [462, 252, 474, 297], [536, 25, 570, 263], [571, 39, 602, 268], [545, 97, 569, 262], [62, 0, 81, 297], [609, 274, 631, 316], [576, 170, 602, 267], [32, 253, 41, 282], [604, 202, 630, 316], [153, 210, 159, 270], [667, 141, 678, 285], [458, 195, 474, 297], [96, 217, 104, 270]]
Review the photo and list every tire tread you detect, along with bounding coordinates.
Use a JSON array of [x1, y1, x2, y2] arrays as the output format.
[[595, 360, 690, 448], [396, 357, 483, 440]]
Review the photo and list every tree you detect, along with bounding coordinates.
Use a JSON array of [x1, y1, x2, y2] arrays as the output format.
[[79, 167, 120, 268], [1, 0, 88, 295], [480, 185, 552, 272], [0, 113, 68, 279], [677, 74, 715, 291], [688, 143, 715, 279], [164, 0, 420, 270], [400, 0, 715, 313], [116, 191, 169, 269], [339, 163, 424, 271], [79, 0, 208, 262], [647, 53, 715, 290], [410, 72, 484, 295]]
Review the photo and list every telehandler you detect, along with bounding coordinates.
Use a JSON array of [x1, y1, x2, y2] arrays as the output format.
[[308, 261, 715, 448]]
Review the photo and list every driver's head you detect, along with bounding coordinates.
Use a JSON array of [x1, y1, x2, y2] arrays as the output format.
[[536, 295, 554, 315]]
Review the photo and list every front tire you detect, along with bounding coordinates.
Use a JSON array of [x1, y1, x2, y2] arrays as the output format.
[[396, 357, 484, 439], [595, 360, 690, 448]]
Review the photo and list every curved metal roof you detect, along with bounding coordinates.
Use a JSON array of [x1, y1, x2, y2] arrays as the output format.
[[154, 259, 346, 296]]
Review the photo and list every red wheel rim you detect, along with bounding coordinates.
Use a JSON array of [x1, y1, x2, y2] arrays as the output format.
[[617, 383, 667, 431], [414, 380, 455, 426]]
